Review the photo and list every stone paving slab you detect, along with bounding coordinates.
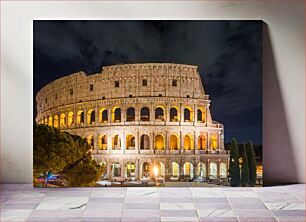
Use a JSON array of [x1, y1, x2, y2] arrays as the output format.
[[0, 184, 305, 221]]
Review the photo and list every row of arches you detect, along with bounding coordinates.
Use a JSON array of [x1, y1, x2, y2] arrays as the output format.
[[87, 133, 219, 150], [40, 106, 207, 127], [106, 161, 227, 179]]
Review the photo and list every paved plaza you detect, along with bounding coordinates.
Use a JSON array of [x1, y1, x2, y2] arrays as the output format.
[[1, 184, 305, 222]]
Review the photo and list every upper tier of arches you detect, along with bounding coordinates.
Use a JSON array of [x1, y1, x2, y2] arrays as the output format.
[[38, 104, 217, 129], [35, 63, 209, 114]]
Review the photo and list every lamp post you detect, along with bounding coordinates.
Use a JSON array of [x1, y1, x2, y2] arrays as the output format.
[[153, 166, 158, 187]]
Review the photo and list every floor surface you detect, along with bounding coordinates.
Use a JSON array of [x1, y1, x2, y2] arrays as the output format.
[[0, 184, 305, 222]]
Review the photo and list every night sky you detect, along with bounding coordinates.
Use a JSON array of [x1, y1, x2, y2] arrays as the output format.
[[34, 21, 262, 145]]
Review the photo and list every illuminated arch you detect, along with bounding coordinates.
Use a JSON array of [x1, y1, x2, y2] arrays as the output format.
[[126, 134, 135, 149], [159, 162, 165, 177], [155, 134, 165, 150], [197, 162, 206, 177], [140, 134, 150, 150], [155, 106, 164, 121], [197, 135, 206, 150], [172, 162, 180, 177], [112, 107, 121, 122], [44, 117, 47, 125], [184, 107, 193, 122], [142, 162, 151, 177], [170, 107, 179, 122], [184, 162, 194, 177], [112, 163, 121, 177], [126, 107, 135, 122], [112, 135, 121, 150], [184, 134, 194, 150], [220, 162, 227, 178], [77, 110, 84, 125], [60, 113, 66, 127], [48, 116, 53, 126], [210, 135, 218, 150], [99, 108, 108, 123], [140, 107, 150, 121], [53, 115, 59, 128], [98, 135, 107, 150], [210, 162, 217, 178], [170, 135, 178, 150], [126, 162, 136, 178], [87, 135, 94, 149], [67, 112, 74, 127], [87, 109, 95, 125]]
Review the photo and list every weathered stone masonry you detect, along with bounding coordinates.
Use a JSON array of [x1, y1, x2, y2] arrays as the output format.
[[36, 63, 230, 180]]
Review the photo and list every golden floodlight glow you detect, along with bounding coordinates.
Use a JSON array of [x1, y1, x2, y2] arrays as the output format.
[[153, 166, 159, 177]]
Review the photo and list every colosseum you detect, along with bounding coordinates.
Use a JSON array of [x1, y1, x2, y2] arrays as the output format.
[[35, 63, 230, 184]]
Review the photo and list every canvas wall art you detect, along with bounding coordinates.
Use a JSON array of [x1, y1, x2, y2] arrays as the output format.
[[33, 20, 262, 187]]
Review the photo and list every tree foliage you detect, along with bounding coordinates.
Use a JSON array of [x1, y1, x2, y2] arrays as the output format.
[[240, 144, 249, 187], [229, 138, 240, 187], [246, 140, 257, 186], [33, 124, 103, 186], [62, 154, 103, 187]]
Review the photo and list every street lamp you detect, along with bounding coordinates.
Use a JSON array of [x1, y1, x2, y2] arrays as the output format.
[[153, 166, 158, 186]]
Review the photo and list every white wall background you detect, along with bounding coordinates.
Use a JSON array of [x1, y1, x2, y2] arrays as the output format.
[[1, 1, 305, 184]]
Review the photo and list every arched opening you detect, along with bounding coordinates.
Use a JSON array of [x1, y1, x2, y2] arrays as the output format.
[[184, 135, 193, 150], [99, 108, 108, 123], [142, 162, 150, 177], [197, 108, 205, 123], [112, 107, 121, 122], [99, 135, 107, 150], [44, 117, 48, 125], [112, 135, 121, 150], [210, 135, 218, 150], [159, 162, 165, 178], [155, 107, 164, 121], [210, 162, 217, 179], [197, 135, 206, 150], [184, 162, 194, 178], [112, 163, 121, 177], [68, 112, 74, 127], [170, 107, 179, 122], [87, 135, 94, 149], [126, 135, 135, 150], [53, 115, 59, 128], [140, 134, 150, 150], [100, 162, 107, 176], [77, 110, 84, 125], [155, 135, 165, 150], [126, 162, 136, 178], [220, 162, 227, 178], [170, 135, 178, 150], [126, 107, 135, 122], [172, 162, 180, 177], [48, 116, 53, 126], [140, 107, 150, 121], [87, 109, 95, 125], [60, 113, 66, 127], [184, 107, 193, 122], [197, 163, 206, 178]]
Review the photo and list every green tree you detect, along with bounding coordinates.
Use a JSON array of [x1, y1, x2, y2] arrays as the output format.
[[33, 124, 103, 186], [229, 138, 240, 187], [62, 154, 103, 186], [240, 144, 249, 187], [246, 140, 257, 186]]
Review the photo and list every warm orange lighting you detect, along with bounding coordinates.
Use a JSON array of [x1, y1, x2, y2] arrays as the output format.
[[153, 166, 159, 177]]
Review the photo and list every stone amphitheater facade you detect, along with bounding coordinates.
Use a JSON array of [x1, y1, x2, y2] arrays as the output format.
[[36, 63, 230, 181]]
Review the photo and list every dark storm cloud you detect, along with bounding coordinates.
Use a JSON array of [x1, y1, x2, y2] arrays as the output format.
[[34, 21, 262, 144]]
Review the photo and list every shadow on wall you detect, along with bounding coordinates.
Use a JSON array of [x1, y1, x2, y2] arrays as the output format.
[[263, 23, 297, 185]]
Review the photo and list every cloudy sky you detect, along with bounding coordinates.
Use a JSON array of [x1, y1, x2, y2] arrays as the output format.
[[34, 20, 262, 144]]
